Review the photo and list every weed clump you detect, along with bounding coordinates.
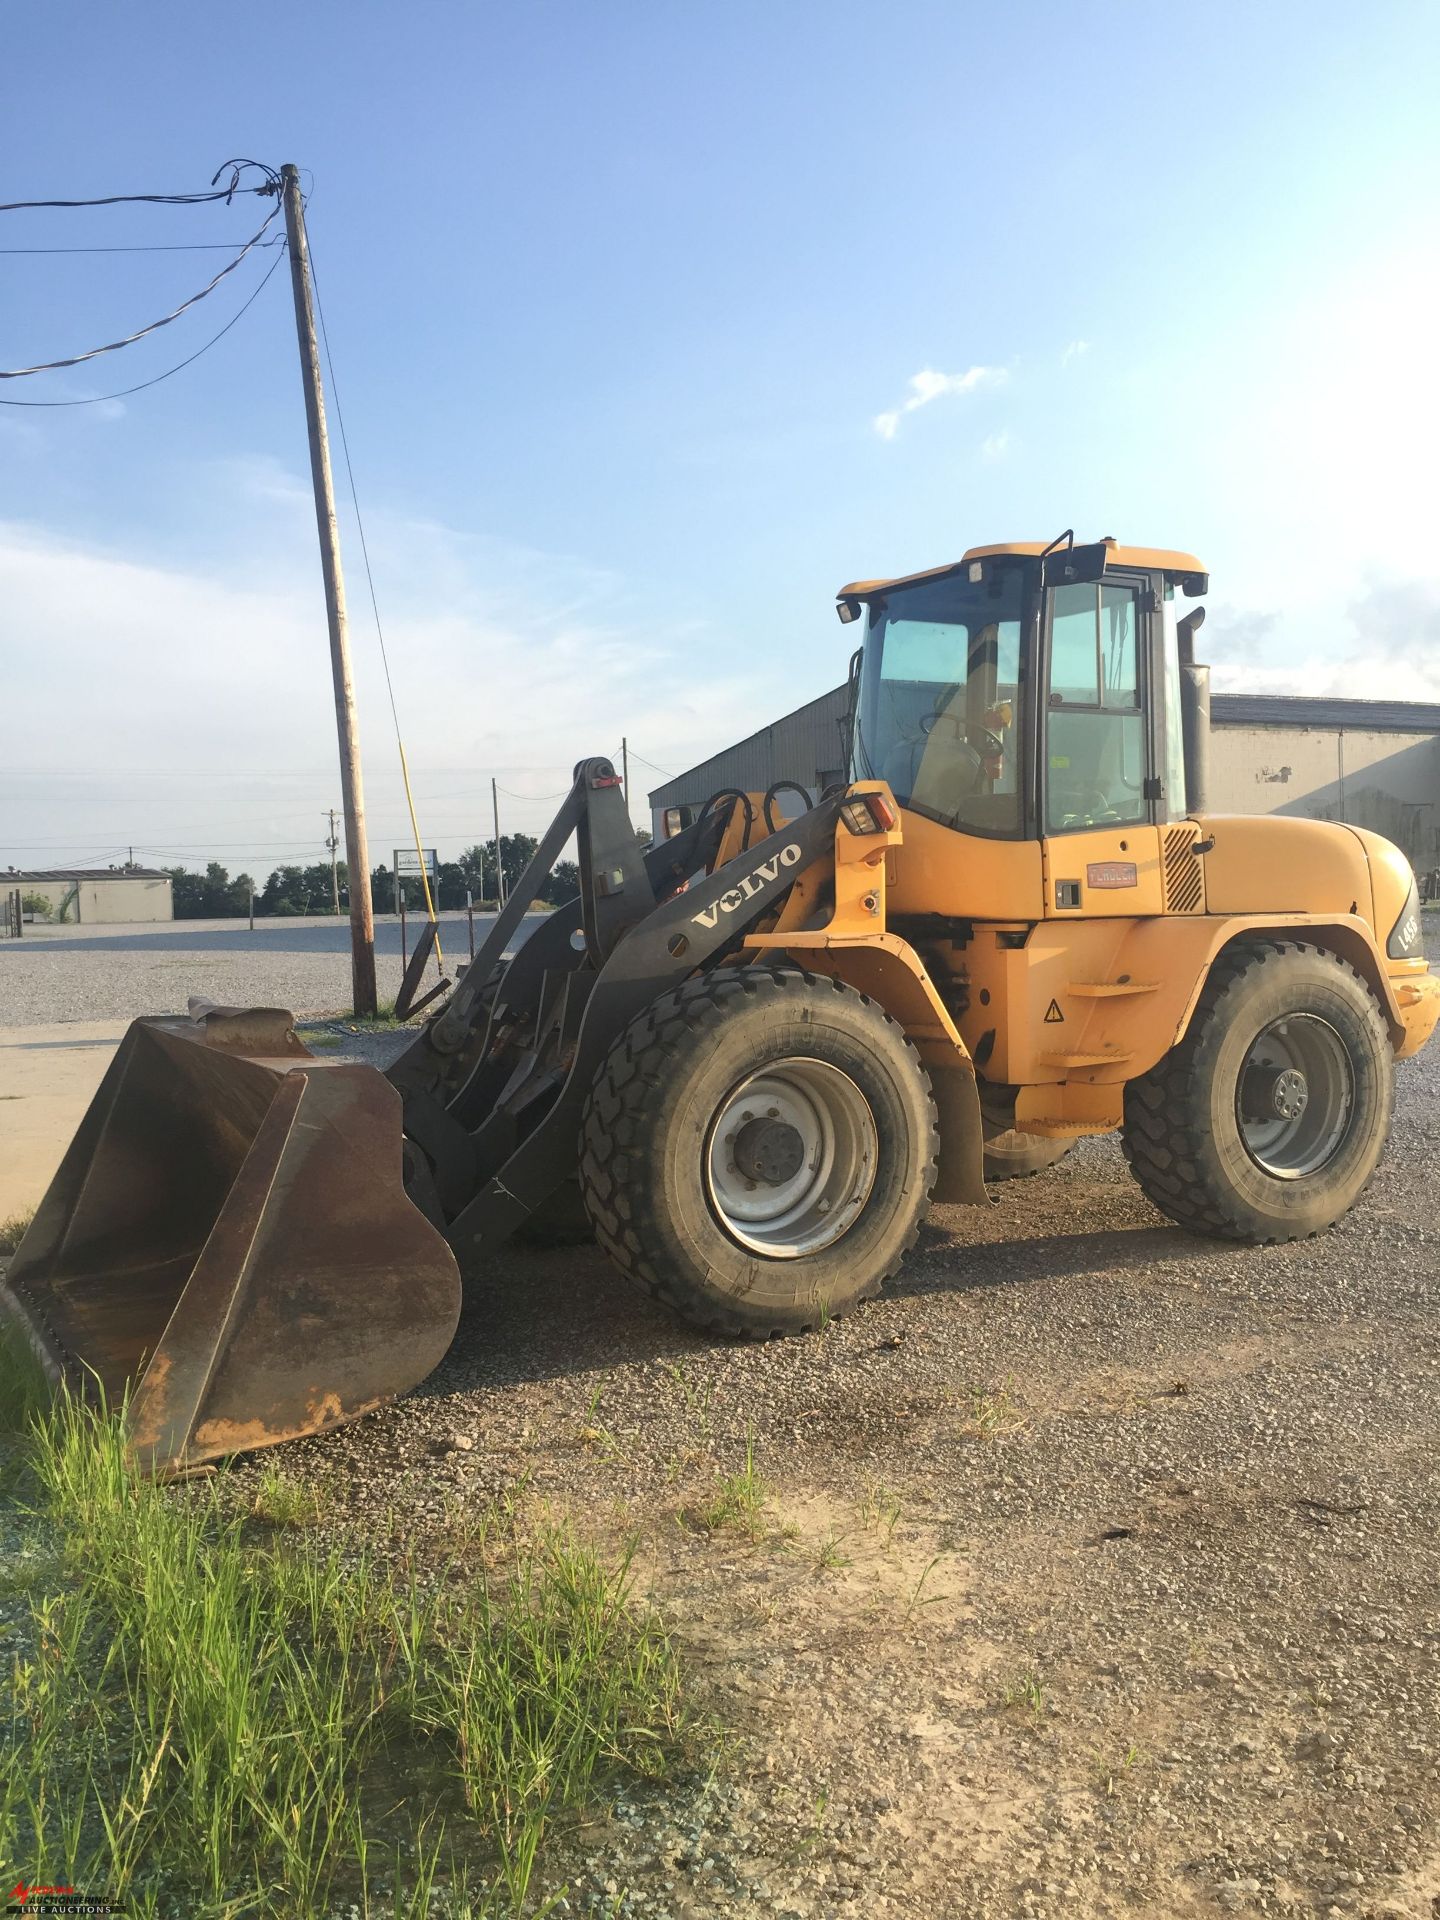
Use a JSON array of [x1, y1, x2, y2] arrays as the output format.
[[0, 1205, 36, 1255]]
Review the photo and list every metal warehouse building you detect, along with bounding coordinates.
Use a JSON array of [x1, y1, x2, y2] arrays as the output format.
[[648, 690, 1440, 871], [7, 867, 174, 926]]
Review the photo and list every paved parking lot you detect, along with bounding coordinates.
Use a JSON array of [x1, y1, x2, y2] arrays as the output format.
[[0, 910, 548, 1029], [0, 912, 546, 1214]]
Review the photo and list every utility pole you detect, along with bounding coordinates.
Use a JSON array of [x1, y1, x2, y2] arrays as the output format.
[[323, 808, 341, 914], [621, 736, 630, 822], [281, 162, 377, 1015], [491, 777, 507, 908]]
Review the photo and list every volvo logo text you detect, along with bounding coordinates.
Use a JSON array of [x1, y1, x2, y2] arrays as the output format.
[[691, 843, 803, 929]]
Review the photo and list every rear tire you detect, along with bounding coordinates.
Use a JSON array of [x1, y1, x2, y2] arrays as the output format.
[[1122, 941, 1393, 1243], [982, 1128, 1074, 1182], [579, 969, 938, 1337]]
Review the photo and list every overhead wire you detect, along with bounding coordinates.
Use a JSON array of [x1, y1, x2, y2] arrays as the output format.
[[0, 201, 283, 380], [305, 214, 444, 972], [0, 159, 280, 213], [0, 239, 287, 255], [0, 241, 289, 407]]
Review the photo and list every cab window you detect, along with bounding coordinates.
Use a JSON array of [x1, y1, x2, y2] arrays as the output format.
[[1045, 582, 1147, 831], [855, 569, 1025, 837]]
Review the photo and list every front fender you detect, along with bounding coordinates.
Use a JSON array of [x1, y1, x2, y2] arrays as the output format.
[[745, 929, 988, 1206]]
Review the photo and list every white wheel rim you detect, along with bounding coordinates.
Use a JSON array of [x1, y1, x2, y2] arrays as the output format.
[[704, 1058, 878, 1258], [1236, 1014, 1355, 1178]]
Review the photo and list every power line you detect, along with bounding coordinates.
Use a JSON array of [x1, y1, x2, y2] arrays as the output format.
[[626, 748, 676, 778], [306, 221, 445, 962], [0, 242, 288, 408], [0, 239, 288, 255], [0, 202, 283, 380], [0, 160, 280, 213]]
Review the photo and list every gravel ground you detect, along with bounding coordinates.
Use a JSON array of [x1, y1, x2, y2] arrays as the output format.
[[0, 912, 549, 1027], [196, 1022, 1440, 1920]]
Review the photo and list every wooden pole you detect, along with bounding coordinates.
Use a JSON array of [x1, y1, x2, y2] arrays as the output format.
[[491, 778, 506, 908], [281, 163, 377, 1016], [324, 806, 341, 915], [621, 736, 629, 818]]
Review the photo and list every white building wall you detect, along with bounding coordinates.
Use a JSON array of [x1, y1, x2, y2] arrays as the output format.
[[1210, 728, 1440, 867], [19, 876, 174, 924]]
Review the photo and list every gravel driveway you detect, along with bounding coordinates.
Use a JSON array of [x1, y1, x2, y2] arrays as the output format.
[[216, 1025, 1440, 1920]]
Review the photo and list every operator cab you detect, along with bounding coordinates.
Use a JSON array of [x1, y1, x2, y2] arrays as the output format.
[[844, 538, 1209, 843]]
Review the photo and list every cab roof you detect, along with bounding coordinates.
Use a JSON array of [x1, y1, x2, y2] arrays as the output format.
[[838, 539, 1208, 601]]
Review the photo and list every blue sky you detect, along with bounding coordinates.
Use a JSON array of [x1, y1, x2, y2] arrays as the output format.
[[3, 0, 1438, 878]]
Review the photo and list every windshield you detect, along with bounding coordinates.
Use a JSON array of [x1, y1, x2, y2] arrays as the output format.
[[853, 565, 1025, 836]]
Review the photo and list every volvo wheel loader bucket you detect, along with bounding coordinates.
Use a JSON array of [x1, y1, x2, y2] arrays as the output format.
[[0, 1006, 461, 1476]]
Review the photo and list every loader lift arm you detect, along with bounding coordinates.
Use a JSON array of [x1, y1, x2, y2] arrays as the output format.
[[388, 756, 852, 1256]]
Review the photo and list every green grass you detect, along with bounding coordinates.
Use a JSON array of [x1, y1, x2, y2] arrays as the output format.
[[0, 1315, 51, 1437], [0, 1205, 36, 1255], [342, 996, 411, 1032], [0, 1373, 694, 1917], [960, 1379, 1028, 1440], [685, 1438, 768, 1541], [1001, 1669, 1048, 1723]]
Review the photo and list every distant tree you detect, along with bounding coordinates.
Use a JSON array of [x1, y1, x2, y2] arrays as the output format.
[[457, 844, 490, 902], [498, 833, 537, 894], [372, 864, 430, 911], [299, 861, 341, 912], [166, 868, 207, 917], [164, 863, 255, 918], [435, 861, 468, 910], [539, 859, 581, 906], [259, 866, 311, 916]]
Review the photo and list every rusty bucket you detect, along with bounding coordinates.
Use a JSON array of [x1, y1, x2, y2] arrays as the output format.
[[0, 1005, 461, 1475]]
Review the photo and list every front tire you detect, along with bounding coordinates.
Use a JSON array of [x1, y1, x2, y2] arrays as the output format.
[[579, 969, 938, 1336], [1122, 941, 1393, 1243]]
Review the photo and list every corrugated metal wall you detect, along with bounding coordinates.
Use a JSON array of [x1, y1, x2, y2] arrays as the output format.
[[648, 687, 850, 828], [648, 688, 1440, 864]]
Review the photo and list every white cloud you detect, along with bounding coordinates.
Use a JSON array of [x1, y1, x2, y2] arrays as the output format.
[[872, 364, 1005, 438], [980, 430, 1012, 461], [1061, 339, 1090, 366], [1207, 580, 1440, 702], [0, 505, 773, 873]]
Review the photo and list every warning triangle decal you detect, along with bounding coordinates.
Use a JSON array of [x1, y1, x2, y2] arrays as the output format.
[[1043, 999, 1065, 1024]]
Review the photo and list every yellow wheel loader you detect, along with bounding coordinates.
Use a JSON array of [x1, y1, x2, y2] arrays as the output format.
[[5, 535, 1436, 1473]]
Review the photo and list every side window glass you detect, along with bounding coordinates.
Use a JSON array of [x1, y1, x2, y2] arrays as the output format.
[[1101, 586, 1138, 706], [1049, 584, 1100, 702], [1045, 583, 1147, 833]]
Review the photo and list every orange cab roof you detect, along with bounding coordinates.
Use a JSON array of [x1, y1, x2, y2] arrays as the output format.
[[838, 539, 1207, 600]]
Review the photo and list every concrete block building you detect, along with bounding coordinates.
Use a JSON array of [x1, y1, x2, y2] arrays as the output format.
[[9, 867, 174, 925]]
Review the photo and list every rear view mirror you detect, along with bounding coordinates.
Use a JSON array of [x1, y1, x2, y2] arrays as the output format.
[[1042, 541, 1109, 586]]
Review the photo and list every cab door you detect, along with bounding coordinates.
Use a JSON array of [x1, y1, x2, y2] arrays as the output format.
[[1040, 571, 1166, 919]]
